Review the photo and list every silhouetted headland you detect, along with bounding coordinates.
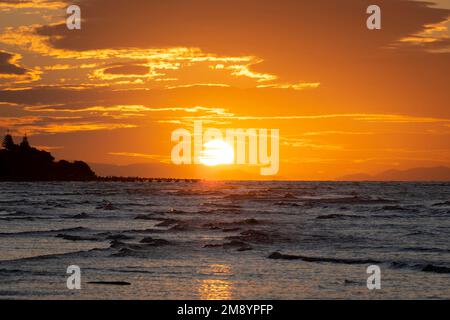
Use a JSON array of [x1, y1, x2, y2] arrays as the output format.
[[0, 133, 96, 181], [0, 133, 199, 182]]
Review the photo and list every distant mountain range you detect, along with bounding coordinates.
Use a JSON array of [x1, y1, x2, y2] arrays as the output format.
[[338, 166, 450, 181], [91, 162, 450, 181]]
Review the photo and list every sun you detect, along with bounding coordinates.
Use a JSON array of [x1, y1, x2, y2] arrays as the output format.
[[199, 139, 234, 166]]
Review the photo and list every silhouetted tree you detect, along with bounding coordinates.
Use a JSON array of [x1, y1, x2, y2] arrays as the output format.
[[20, 135, 30, 149], [2, 133, 16, 150]]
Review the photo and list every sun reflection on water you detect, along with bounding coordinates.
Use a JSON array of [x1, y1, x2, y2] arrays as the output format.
[[198, 264, 233, 300]]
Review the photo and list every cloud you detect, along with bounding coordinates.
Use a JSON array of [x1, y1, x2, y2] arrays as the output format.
[[0, 0, 65, 9], [227, 113, 450, 123], [34, 0, 449, 53], [166, 83, 231, 89], [226, 63, 276, 82], [0, 114, 137, 134], [0, 50, 40, 83], [0, 0, 442, 99], [103, 65, 149, 76], [398, 18, 450, 52], [257, 82, 321, 90], [0, 50, 28, 75], [108, 152, 170, 163]]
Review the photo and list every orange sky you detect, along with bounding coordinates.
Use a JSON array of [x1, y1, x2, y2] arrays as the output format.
[[0, 0, 449, 180]]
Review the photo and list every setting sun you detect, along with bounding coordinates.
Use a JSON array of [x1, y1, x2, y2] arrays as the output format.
[[199, 140, 234, 166]]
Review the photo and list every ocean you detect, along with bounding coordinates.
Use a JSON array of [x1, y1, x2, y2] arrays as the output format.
[[0, 181, 449, 299]]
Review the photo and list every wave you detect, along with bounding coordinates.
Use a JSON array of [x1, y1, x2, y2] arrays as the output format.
[[109, 236, 172, 256], [421, 264, 450, 274], [0, 226, 88, 237], [404, 230, 438, 237], [432, 201, 450, 207], [268, 252, 450, 275], [173, 189, 225, 196], [87, 281, 131, 286], [197, 208, 242, 215], [274, 201, 300, 207], [204, 240, 252, 251], [201, 202, 241, 209], [55, 234, 100, 241], [389, 261, 450, 274], [225, 229, 288, 244], [0, 247, 105, 264], [316, 213, 363, 220], [203, 218, 260, 230], [268, 252, 379, 264], [302, 196, 398, 206], [0, 216, 37, 221], [0, 268, 27, 275], [400, 246, 450, 254]]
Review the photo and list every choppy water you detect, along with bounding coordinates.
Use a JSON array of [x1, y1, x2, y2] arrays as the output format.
[[0, 181, 449, 299]]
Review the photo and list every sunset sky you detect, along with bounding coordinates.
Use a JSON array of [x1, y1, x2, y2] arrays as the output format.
[[0, 0, 449, 179]]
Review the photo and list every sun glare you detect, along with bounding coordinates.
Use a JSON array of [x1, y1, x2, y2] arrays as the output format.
[[199, 140, 234, 166]]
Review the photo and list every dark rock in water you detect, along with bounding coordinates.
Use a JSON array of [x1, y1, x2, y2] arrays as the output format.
[[283, 193, 297, 199], [223, 240, 248, 248], [139, 236, 154, 243], [240, 218, 259, 225], [344, 279, 360, 285], [226, 229, 279, 244], [111, 248, 137, 257], [96, 202, 116, 210], [56, 234, 97, 241], [268, 252, 301, 260], [422, 264, 450, 274], [140, 237, 171, 246], [109, 240, 127, 249], [134, 214, 155, 220], [222, 227, 240, 232], [316, 214, 343, 220], [106, 234, 133, 241], [87, 281, 131, 286], [70, 212, 89, 219], [237, 246, 253, 252], [203, 243, 222, 248]]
